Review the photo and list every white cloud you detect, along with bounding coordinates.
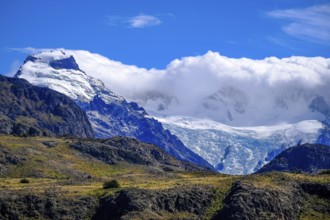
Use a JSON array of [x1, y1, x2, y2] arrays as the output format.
[[58, 50, 330, 126], [105, 14, 161, 28], [129, 15, 161, 28], [17, 48, 330, 126], [8, 47, 59, 54], [268, 3, 330, 44]]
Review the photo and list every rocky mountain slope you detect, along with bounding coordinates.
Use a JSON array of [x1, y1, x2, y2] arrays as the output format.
[[257, 143, 330, 173], [0, 74, 93, 138], [70, 136, 209, 172], [15, 50, 212, 169], [0, 136, 207, 178]]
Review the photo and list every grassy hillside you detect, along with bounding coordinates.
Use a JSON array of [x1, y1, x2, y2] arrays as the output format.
[[0, 135, 329, 219]]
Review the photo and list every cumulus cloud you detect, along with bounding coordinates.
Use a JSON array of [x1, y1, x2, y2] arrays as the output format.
[[268, 3, 330, 44], [129, 15, 161, 28], [105, 14, 161, 28]]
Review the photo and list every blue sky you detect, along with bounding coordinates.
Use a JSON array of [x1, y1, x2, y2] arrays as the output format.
[[0, 0, 329, 75]]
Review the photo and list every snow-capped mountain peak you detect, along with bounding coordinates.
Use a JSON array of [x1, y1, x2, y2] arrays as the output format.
[[15, 49, 213, 170], [14, 48, 330, 174], [16, 50, 123, 104]]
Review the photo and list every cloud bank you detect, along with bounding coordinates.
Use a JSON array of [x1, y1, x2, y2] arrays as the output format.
[[16, 48, 330, 126], [268, 3, 330, 44], [61, 50, 329, 125]]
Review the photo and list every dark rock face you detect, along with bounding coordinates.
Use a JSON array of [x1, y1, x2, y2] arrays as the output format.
[[0, 194, 97, 220], [214, 181, 304, 220], [317, 125, 330, 146], [300, 182, 330, 199], [49, 56, 81, 70], [70, 136, 211, 172], [257, 144, 330, 173], [0, 74, 94, 138], [93, 186, 215, 220]]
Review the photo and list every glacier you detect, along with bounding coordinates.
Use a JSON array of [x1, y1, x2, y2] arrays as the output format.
[[157, 116, 324, 174]]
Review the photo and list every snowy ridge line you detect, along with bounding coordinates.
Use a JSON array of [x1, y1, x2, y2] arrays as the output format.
[[156, 116, 324, 138]]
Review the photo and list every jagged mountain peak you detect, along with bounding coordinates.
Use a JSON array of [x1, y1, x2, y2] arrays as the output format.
[[49, 55, 81, 71], [15, 50, 123, 104]]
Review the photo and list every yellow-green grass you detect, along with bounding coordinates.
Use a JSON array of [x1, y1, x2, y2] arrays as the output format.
[[0, 135, 236, 199], [1, 135, 329, 219], [300, 195, 330, 220]]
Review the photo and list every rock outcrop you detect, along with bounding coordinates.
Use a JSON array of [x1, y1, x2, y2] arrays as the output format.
[[70, 136, 212, 172], [214, 181, 303, 220], [257, 143, 330, 174], [0, 194, 97, 220], [0, 74, 94, 138], [93, 186, 215, 220]]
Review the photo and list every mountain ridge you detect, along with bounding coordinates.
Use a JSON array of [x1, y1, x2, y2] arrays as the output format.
[[14, 49, 330, 174], [257, 143, 330, 173]]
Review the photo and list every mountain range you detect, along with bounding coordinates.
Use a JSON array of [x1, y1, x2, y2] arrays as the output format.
[[0, 57, 329, 219], [13, 49, 330, 174], [14, 50, 212, 170]]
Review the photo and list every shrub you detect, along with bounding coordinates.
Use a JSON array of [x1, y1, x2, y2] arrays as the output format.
[[103, 179, 120, 189], [319, 170, 330, 175], [20, 178, 30, 184]]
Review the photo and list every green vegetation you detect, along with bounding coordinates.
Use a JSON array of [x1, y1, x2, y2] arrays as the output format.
[[203, 177, 236, 219], [103, 179, 120, 189], [319, 170, 330, 175], [300, 195, 330, 220], [20, 178, 30, 183]]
